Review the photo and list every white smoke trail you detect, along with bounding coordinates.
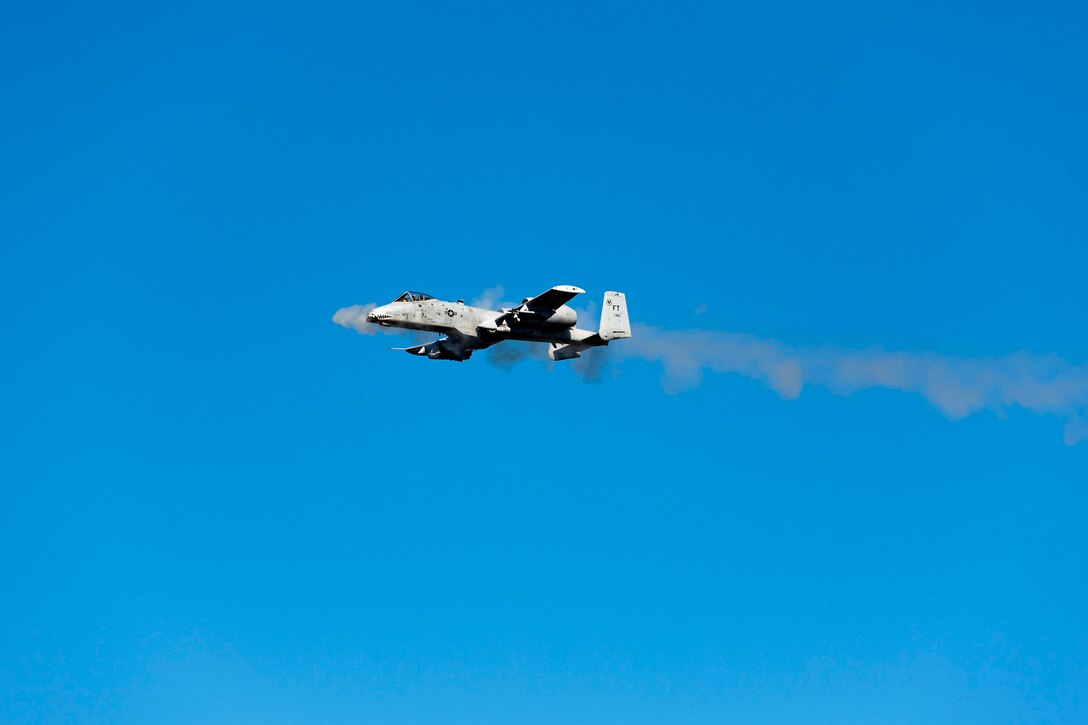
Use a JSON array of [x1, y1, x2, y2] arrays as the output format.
[[622, 324, 1088, 446], [471, 285, 509, 310], [332, 293, 1087, 445]]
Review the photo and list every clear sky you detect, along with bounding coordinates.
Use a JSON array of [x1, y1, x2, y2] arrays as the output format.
[[3, 2, 1087, 722]]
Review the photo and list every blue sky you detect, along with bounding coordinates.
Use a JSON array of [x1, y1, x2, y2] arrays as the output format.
[[2, 1, 1087, 722]]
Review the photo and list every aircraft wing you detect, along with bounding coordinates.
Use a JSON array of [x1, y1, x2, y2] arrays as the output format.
[[481, 285, 585, 330], [393, 330, 488, 361], [520, 285, 585, 311]]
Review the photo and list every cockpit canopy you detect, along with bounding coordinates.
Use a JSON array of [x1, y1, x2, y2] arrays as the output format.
[[392, 291, 435, 303]]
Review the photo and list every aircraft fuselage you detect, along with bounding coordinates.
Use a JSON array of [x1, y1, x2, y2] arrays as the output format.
[[360, 286, 630, 361]]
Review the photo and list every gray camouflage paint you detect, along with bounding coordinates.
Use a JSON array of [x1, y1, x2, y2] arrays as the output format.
[[366, 286, 630, 361]]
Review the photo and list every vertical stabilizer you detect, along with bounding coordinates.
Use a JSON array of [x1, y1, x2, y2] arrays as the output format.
[[599, 291, 631, 340]]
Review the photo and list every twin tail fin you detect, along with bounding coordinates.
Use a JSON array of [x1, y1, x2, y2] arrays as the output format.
[[598, 291, 630, 341]]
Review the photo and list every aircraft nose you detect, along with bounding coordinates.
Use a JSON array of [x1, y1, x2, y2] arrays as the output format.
[[367, 305, 392, 323]]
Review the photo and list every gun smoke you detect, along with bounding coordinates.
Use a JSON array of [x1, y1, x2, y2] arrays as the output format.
[[623, 324, 1088, 446], [332, 304, 430, 343], [332, 296, 1088, 445]]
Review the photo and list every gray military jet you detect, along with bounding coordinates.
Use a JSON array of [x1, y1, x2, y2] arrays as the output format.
[[365, 285, 631, 361]]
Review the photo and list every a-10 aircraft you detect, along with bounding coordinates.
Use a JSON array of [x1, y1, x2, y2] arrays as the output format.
[[365, 285, 631, 361]]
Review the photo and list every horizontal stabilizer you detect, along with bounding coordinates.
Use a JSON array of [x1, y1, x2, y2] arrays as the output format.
[[548, 342, 589, 361]]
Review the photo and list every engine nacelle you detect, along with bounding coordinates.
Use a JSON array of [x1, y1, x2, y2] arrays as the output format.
[[540, 304, 577, 327]]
